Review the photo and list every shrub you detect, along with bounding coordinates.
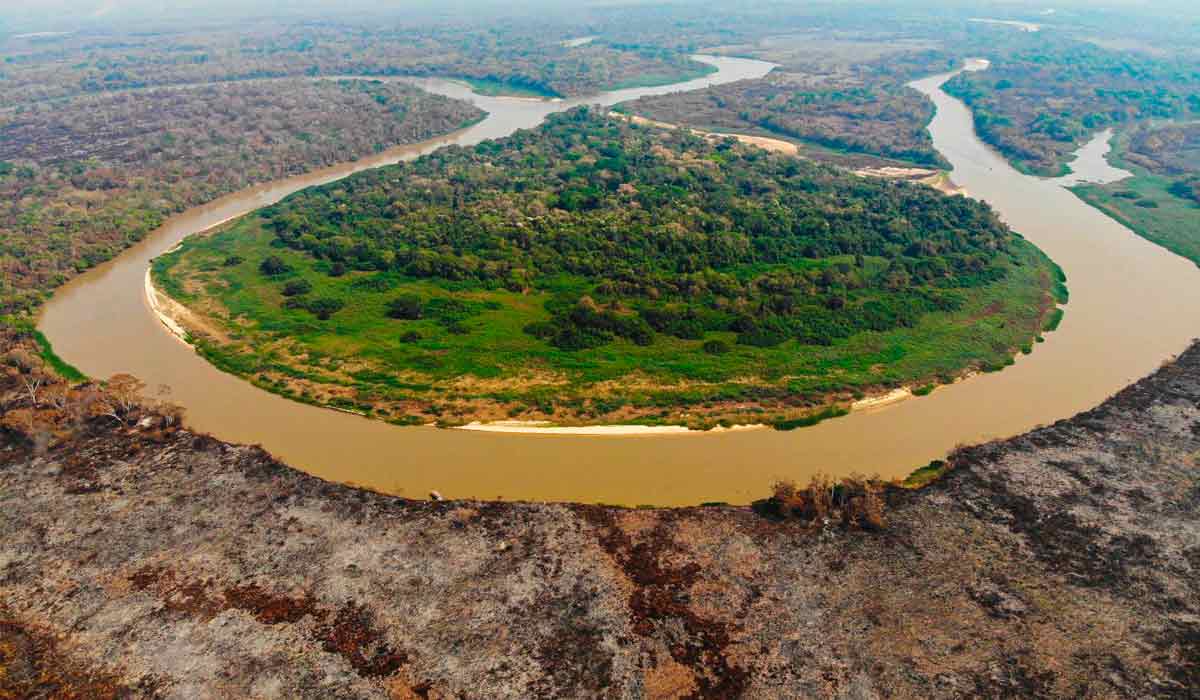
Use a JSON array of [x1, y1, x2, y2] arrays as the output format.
[[387, 294, 423, 320], [222, 255, 244, 267], [259, 255, 291, 276], [703, 339, 730, 355], [328, 262, 347, 277], [443, 319, 470, 335], [1135, 198, 1159, 208], [282, 279, 313, 296], [772, 405, 849, 430], [399, 330, 422, 343], [352, 274, 397, 292], [552, 324, 611, 350], [523, 321, 557, 339], [761, 474, 885, 530], [288, 297, 345, 320], [737, 318, 791, 348]]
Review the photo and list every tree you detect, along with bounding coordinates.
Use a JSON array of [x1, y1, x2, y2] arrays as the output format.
[[387, 294, 423, 320], [102, 373, 146, 424], [282, 279, 313, 296], [259, 255, 291, 276], [4, 349, 47, 407]]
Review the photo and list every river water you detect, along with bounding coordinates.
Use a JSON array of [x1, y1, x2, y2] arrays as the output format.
[[38, 59, 1200, 505]]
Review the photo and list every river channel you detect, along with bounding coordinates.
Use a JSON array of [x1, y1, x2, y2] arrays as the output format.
[[38, 58, 1200, 505]]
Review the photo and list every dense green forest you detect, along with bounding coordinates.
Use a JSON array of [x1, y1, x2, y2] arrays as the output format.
[[156, 108, 1061, 426]]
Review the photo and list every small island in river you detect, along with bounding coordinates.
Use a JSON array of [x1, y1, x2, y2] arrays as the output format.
[[153, 107, 1065, 429]]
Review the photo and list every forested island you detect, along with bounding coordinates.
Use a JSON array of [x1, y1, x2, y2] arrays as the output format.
[[155, 108, 1063, 428]]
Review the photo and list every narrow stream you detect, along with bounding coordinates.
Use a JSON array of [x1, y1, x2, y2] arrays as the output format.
[[38, 59, 1200, 505]]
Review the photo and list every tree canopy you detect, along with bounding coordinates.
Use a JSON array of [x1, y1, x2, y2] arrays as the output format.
[[260, 107, 1017, 350]]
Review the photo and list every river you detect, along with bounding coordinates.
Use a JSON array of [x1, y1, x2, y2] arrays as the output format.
[[38, 58, 1200, 506]]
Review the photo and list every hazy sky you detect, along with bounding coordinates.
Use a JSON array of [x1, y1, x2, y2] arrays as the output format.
[[2, 0, 1195, 33], [0, 0, 512, 29]]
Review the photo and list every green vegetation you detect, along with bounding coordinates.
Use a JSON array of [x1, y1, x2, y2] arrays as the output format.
[[1073, 176, 1200, 268], [0, 79, 484, 316], [903, 459, 948, 488], [157, 109, 1060, 427], [621, 47, 952, 169], [0, 318, 86, 381], [1070, 123, 1200, 268], [459, 77, 561, 99], [30, 330, 86, 382], [604, 61, 719, 90], [772, 406, 850, 431], [155, 107, 1061, 427], [944, 36, 1200, 175]]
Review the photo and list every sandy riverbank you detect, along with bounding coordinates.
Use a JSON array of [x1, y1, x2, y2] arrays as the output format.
[[144, 270, 192, 347], [456, 420, 768, 436], [612, 112, 799, 155]]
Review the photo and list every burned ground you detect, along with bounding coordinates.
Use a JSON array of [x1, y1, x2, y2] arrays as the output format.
[[1, 344, 1198, 698]]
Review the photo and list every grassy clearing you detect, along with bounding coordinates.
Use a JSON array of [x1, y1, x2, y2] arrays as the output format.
[[902, 459, 948, 488], [153, 213, 1061, 427], [1072, 174, 1200, 268], [31, 330, 86, 382], [605, 62, 719, 91], [1070, 123, 1200, 268], [458, 78, 561, 99]]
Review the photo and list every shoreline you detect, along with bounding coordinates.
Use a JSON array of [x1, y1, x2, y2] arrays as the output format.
[[147, 269, 964, 436], [612, 111, 799, 155], [143, 270, 193, 348], [455, 420, 769, 436]]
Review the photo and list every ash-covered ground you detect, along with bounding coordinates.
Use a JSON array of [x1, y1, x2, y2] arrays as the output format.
[[2, 344, 1198, 698]]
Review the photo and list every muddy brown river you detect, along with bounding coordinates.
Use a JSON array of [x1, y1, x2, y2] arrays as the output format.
[[38, 58, 1200, 505]]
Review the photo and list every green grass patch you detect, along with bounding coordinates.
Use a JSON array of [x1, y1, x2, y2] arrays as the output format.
[[1072, 173, 1200, 268], [1070, 123, 1200, 268], [458, 77, 561, 99], [31, 329, 86, 381], [903, 459, 948, 488], [1042, 307, 1065, 333], [772, 405, 850, 431], [605, 61, 719, 91], [0, 317, 87, 381]]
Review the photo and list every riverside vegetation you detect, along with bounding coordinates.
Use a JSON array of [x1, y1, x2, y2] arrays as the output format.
[[619, 43, 955, 168], [1070, 122, 1200, 267], [0, 20, 715, 107], [155, 108, 1065, 428], [0, 79, 484, 315], [942, 34, 1200, 176]]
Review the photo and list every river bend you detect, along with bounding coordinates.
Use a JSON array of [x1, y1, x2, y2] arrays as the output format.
[[38, 59, 1200, 505]]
